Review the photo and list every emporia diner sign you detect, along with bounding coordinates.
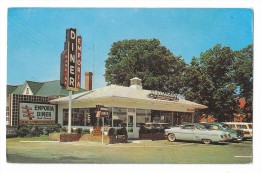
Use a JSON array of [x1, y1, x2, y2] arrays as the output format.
[[19, 102, 56, 125], [60, 28, 82, 91], [147, 90, 179, 101]]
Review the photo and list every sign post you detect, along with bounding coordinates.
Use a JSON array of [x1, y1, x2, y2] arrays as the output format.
[[102, 117, 104, 144], [96, 105, 109, 144], [68, 91, 72, 133]]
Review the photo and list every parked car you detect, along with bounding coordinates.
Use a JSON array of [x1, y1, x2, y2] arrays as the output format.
[[201, 122, 244, 141], [223, 122, 252, 140], [165, 123, 231, 144]]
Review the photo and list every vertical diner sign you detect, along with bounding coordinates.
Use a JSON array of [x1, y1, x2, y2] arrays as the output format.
[[67, 28, 77, 91], [60, 28, 81, 91]]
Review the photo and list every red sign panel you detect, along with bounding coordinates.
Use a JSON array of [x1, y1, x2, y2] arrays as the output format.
[[60, 50, 66, 87], [60, 50, 68, 87], [76, 36, 82, 89]]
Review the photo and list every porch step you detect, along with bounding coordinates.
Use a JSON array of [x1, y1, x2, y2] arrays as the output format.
[[79, 134, 89, 141]]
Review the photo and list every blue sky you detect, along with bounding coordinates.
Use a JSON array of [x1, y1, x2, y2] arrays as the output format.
[[7, 8, 253, 89]]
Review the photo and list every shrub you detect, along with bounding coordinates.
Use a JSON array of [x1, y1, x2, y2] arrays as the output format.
[[139, 125, 148, 134], [15, 124, 64, 137], [61, 127, 67, 132], [76, 128, 82, 134], [82, 129, 90, 134], [45, 124, 62, 135], [108, 128, 116, 136], [16, 124, 31, 137], [116, 127, 127, 135], [56, 123, 62, 129], [30, 126, 44, 137]]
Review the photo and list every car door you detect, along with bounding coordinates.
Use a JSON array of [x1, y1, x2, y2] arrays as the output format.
[[193, 124, 209, 141], [180, 124, 195, 141]]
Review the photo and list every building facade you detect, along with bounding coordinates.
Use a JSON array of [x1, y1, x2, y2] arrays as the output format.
[[7, 76, 208, 138], [6, 80, 85, 126], [51, 77, 207, 138]]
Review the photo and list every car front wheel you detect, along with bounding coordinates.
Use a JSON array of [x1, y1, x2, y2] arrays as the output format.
[[168, 133, 176, 142], [202, 139, 211, 144]]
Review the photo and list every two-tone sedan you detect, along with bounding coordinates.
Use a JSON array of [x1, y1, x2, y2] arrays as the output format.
[[201, 122, 244, 141], [165, 123, 231, 144]]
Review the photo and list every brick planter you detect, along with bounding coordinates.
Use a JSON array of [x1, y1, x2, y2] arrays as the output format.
[[139, 133, 165, 140], [109, 135, 128, 144], [49, 133, 81, 142], [49, 133, 82, 142], [60, 133, 81, 142]]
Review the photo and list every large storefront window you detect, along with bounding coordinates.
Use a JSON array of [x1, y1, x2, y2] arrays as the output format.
[[112, 107, 127, 127], [179, 112, 192, 124], [168, 112, 192, 126], [136, 109, 151, 127], [151, 111, 193, 126], [62, 107, 112, 127], [63, 108, 91, 126], [161, 111, 173, 125], [151, 110, 161, 122]]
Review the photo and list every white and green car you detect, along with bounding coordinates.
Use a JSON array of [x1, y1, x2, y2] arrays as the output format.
[[165, 123, 232, 144]]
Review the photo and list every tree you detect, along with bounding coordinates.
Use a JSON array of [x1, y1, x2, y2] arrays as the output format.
[[105, 40, 253, 122], [233, 44, 253, 120], [183, 44, 237, 121], [105, 39, 187, 93]]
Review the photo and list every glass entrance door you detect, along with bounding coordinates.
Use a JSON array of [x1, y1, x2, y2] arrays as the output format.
[[127, 115, 134, 134], [127, 109, 137, 138]]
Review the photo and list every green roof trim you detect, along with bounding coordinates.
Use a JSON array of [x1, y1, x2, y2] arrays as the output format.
[[26, 81, 44, 95], [12, 85, 24, 94], [7, 85, 19, 97], [7, 80, 86, 97]]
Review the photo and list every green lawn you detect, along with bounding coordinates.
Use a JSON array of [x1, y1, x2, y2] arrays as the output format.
[[6, 135, 53, 142]]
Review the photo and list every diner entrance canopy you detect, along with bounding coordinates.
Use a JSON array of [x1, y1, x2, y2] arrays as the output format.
[[50, 84, 207, 112]]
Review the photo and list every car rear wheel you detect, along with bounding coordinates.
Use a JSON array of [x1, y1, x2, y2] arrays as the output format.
[[168, 133, 176, 142], [202, 139, 211, 144]]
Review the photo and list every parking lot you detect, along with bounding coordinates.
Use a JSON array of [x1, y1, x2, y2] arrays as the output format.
[[6, 138, 252, 164]]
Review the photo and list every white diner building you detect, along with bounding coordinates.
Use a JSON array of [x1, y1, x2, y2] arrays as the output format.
[[50, 77, 207, 138]]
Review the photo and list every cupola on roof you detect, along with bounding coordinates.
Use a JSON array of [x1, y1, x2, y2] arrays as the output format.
[[130, 77, 142, 90]]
